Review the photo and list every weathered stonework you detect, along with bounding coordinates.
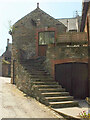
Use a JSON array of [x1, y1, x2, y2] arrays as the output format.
[[13, 60, 36, 96], [11, 4, 89, 101], [44, 45, 88, 76], [11, 6, 66, 84], [12, 7, 66, 61]]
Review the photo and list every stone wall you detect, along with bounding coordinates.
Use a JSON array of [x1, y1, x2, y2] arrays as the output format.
[[11, 6, 89, 97], [2, 63, 11, 77], [44, 45, 88, 76], [12, 25, 36, 60], [12, 7, 66, 62], [13, 60, 33, 95]]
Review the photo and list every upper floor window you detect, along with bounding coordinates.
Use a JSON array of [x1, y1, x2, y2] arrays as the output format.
[[39, 31, 55, 45]]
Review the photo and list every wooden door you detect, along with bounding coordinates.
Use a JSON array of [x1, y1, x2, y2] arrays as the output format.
[[38, 31, 55, 56], [55, 63, 88, 99], [38, 45, 47, 56]]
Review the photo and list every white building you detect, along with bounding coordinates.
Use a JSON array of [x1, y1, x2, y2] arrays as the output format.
[[57, 16, 81, 32]]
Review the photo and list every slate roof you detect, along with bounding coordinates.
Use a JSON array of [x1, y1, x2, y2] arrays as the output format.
[[14, 6, 66, 29]]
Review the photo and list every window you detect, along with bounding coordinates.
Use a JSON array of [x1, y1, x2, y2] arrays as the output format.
[[39, 31, 55, 45]]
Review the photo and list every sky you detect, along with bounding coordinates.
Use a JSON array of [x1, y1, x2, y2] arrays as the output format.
[[0, 0, 83, 56]]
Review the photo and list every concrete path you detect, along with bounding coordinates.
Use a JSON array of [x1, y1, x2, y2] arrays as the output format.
[[0, 77, 63, 119], [52, 100, 90, 119]]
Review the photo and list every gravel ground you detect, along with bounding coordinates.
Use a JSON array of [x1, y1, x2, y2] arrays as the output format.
[[0, 77, 63, 119]]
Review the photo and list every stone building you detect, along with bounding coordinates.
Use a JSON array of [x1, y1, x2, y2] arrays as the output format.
[[2, 39, 12, 62], [12, 3, 66, 61], [1, 39, 12, 77], [11, 3, 88, 108]]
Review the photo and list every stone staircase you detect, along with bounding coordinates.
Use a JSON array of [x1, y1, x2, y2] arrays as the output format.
[[21, 57, 78, 108]]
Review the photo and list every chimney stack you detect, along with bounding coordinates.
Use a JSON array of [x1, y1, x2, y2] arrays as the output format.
[[7, 39, 9, 46], [37, 3, 39, 8]]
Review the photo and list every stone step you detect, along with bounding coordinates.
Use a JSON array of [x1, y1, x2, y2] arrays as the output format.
[[30, 75, 53, 80], [33, 68, 46, 71], [30, 77, 54, 81], [26, 66, 44, 69], [30, 74, 52, 78], [27, 69, 46, 73], [41, 92, 70, 97], [29, 70, 48, 74], [34, 85, 62, 88], [39, 88, 65, 92], [21, 59, 79, 109], [49, 101, 78, 108], [30, 73, 50, 75], [30, 70, 47, 72], [28, 66, 44, 69], [45, 96, 74, 102], [25, 66, 44, 69], [31, 79, 55, 82], [33, 82, 58, 85]]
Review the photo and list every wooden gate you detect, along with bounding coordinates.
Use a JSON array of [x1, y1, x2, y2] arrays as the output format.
[[55, 62, 88, 99]]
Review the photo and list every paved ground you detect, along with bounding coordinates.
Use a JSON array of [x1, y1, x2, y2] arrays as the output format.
[[53, 100, 90, 119], [0, 77, 63, 119]]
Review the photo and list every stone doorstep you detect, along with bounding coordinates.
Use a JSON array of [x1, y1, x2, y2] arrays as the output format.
[[51, 107, 89, 119]]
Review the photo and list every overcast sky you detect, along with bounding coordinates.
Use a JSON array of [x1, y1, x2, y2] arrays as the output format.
[[0, 0, 82, 55]]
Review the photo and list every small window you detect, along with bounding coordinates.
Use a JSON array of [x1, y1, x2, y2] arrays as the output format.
[[39, 31, 55, 45]]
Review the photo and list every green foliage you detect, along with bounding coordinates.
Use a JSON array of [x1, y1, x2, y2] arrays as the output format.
[[8, 20, 15, 34], [8, 20, 13, 31], [78, 110, 90, 119]]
